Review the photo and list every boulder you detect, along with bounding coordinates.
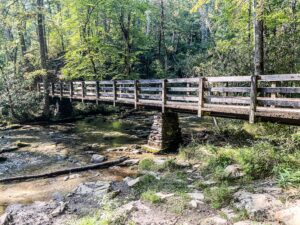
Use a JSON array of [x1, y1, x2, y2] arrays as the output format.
[[275, 206, 300, 225], [90, 154, 106, 163], [224, 164, 245, 179], [201, 216, 228, 225], [233, 191, 283, 221]]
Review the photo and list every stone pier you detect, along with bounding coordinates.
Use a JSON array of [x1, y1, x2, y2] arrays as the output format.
[[144, 112, 182, 153], [51, 98, 73, 118]]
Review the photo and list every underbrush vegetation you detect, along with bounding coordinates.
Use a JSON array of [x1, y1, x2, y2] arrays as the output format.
[[180, 119, 300, 188]]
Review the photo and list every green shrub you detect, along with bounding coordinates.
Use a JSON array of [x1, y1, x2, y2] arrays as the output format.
[[204, 183, 233, 209], [277, 168, 300, 188], [141, 190, 162, 204], [239, 142, 279, 179], [138, 158, 156, 171]]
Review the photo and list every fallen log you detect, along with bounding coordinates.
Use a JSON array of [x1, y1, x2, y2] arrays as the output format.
[[0, 156, 129, 183], [0, 146, 19, 154]]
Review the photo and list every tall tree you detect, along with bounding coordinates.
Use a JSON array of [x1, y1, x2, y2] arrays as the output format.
[[253, 0, 264, 75], [37, 0, 50, 118]]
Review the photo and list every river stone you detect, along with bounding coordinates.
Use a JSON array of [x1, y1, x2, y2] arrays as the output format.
[[275, 205, 300, 225], [233, 191, 283, 221], [90, 154, 106, 163]]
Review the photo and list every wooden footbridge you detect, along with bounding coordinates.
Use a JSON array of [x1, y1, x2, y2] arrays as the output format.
[[38, 74, 300, 125]]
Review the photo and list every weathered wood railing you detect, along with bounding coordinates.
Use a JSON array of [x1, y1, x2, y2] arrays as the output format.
[[38, 74, 300, 124]]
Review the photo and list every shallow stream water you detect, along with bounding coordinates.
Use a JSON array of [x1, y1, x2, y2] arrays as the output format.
[[0, 113, 154, 215]]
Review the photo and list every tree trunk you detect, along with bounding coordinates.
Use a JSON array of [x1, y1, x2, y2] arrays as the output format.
[[37, 0, 50, 118], [253, 0, 264, 76]]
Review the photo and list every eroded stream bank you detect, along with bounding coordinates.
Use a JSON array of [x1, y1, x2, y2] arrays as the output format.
[[0, 111, 197, 216]]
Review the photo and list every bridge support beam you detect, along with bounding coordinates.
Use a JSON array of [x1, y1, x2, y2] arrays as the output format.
[[144, 112, 182, 153], [52, 98, 73, 118]]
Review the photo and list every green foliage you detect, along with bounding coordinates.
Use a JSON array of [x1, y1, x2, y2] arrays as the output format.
[[204, 183, 233, 209], [239, 142, 279, 179], [138, 158, 156, 171], [277, 168, 300, 188], [134, 173, 189, 196], [141, 190, 162, 204]]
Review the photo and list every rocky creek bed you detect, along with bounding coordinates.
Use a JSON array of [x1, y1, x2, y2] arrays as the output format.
[[0, 112, 299, 225]]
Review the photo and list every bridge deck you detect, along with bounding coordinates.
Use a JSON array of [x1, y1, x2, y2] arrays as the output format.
[[38, 74, 300, 125]]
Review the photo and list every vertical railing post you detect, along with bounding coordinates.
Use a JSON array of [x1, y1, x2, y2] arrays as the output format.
[[249, 75, 258, 124], [81, 81, 85, 103], [224, 82, 228, 97], [51, 83, 55, 97], [60, 81, 63, 100], [113, 80, 117, 107], [134, 80, 139, 110], [198, 77, 204, 118], [95, 81, 100, 105], [162, 79, 167, 113], [271, 81, 276, 108], [70, 82, 73, 102]]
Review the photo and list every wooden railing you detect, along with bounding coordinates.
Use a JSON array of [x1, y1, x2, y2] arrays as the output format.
[[38, 74, 300, 124]]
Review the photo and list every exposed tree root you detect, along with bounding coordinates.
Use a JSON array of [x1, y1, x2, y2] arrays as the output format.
[[0, 156, 129, 183]]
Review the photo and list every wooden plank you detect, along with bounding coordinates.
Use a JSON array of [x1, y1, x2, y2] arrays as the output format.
[[81, 81, 85, 103], [134, 80, 138, 109], [207, 87, 251, 93], [113, 80, 117, 106], [95, 81, 100, 104], [138, 94, 161, 100], [167, 96, 198, 102], [167, 78, 199, 83], [140, 87, 161, 92], [116, 80, 135, 84], [99, 80, 114, 84], [205, 96, 250, 105], [168, 87, 198, 92], [117, 93, 135, 99], [203, 104, 249, 115], [198, 77, 204, 117], [206, 76, 251, 83], [117, 87, 135, 92], [84, 81, 97, 85], [257, 97, 300, 108], [271, 82, 276, 108], [249, 75, 258, 124], [259, 74, 300, 81], [139, 79, 162, 84], [162, 79, 167, 113], [259, 87, 300, 94], [70, 82, 74, 101]]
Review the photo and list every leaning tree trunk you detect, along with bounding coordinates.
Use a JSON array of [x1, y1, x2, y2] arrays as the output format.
[[37, 0, 50, 118], [253, 0, 264, 76]]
